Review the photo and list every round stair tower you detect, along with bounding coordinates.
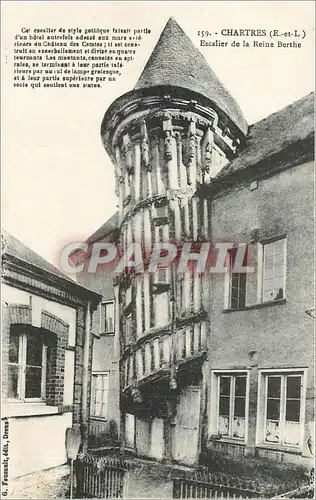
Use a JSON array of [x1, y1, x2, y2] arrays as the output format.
[[101, 17, 247, 459]]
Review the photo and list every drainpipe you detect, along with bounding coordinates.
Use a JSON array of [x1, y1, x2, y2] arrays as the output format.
[[81, 300, 91, 454]]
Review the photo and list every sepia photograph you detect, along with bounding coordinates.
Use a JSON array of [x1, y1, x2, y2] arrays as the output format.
[[1, 1, 315, 498]]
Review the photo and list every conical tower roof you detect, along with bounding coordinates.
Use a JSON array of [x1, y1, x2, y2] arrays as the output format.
[[134, 18, 247, 134], [101, 18, 248, 150]]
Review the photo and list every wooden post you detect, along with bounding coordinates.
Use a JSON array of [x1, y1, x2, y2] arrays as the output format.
[[81, 301, 91, 453]]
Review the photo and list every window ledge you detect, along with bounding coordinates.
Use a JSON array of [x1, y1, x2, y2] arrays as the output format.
[[223, 298, 286, 314], [2, 403, 60, 418], [209, 435, 246, 446], [256, 443, 302, 455]]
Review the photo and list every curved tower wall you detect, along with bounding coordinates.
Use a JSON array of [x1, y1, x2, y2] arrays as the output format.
[[102, 92, 238, 395], [100, 17, 246, 460]]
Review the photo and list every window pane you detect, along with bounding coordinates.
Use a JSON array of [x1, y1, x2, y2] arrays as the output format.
[[25, 366, 42, 398], [231, 297, 239, 309], [263, 240, 286, 303], [239, 286, 246, 308], [232, 274, 239, 288], [232, 417, 245, 439], [8, 364, 19, 398], [265, 267, 274, 280], [105, 317, 114, 332], [155, 205, 168, 218], [101, 403, 107, 418], [92, 374, 109, 418], [274, 239, 285, 254], [94, 390, 101, 405], [286, 400, 301, 422], [231, 286, 239, 301], [234, 397, 245, 418], [266, 399, 280, 420], [267, 377, 281, 398], [219, 396, 230, 416], [274, 257, 285, 274], [284, 422, 300, 446], [235, 376, 246, 396], [265, 420, 280, 443], [104, 302, 114, 332], [9, 332, 20, 363], [95, 376, 101, 390], [231, 274, 246, 309], [264, 242, 275, 257], [263, 277, 275, 288], [220, 377, 231, 396], [218, 416, 229, 436], [105, 303, 114, 319], [264, 255, 275, 268], [263, 288, 275, 301], [157, 267, 168, 283], [102, 375, 108, 392], [26, 334, 42, 366], [287, 376, 301, 399]]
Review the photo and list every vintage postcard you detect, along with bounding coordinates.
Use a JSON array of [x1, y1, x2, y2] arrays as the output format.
[[1, 1, 315, 498]]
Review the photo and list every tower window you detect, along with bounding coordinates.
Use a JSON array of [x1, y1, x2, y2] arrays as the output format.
[[154, 267, 169, 284], [154, 203, 168, 220]]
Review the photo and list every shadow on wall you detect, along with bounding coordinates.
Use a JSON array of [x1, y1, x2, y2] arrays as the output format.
[[88, 419, 119, 449]]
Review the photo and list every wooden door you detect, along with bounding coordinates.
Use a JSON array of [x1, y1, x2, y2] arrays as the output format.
[[173, 386, 201, 464]]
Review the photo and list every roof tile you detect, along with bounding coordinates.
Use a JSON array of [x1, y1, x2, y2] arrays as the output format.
[[135, 18, 248, 134]]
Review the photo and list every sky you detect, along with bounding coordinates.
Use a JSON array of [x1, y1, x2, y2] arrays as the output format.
[[1, 1, 314, 272]]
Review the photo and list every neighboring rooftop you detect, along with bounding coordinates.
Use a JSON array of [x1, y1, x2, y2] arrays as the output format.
[[135, 17, 247, 135], [86, 211, 119, 244], [216, 91, 315, 181], [2, 230, 101, 299]]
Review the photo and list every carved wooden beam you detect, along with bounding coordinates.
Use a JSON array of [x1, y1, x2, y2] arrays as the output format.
[[187, 119, 196, 185], [204, 125, 214, 175], [162, 112, 173, 162], [140, 120, 150, 172], [122, 133, 134, 175]]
